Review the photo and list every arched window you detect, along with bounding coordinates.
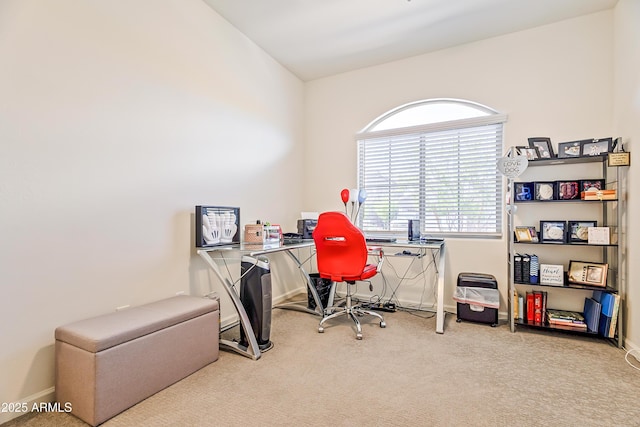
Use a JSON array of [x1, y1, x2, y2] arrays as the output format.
[[357, 98, 507, 237]]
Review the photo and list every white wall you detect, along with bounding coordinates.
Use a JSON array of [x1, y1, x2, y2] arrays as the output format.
[[1, 2, 636, 423], [0, 0, 304, 420], [304, 12, 614, 318], [613, 0, 640, 351]]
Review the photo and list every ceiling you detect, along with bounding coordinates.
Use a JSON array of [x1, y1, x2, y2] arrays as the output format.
[[203, 0, 618, 82]]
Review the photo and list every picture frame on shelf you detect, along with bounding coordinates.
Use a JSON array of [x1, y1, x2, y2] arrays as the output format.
[[514, 182, 534, 201], [525, 226, 538, 242], [515, 226, 538, 242], [528, 137, 555, 159], [567, 260, 608, 287], [581, 137, 613, 157], [534, 181, 556, 201], [556, 181, 579, 200], [515, 227, 532, 242], [516, 146, 540, 161], [540, 220, 566, 243], [579, 179, 605, 192], [568, 220, 597, 243], [587, 227, 610, 245], [539, 264, 564, 286], [557, 140, 583, 158]]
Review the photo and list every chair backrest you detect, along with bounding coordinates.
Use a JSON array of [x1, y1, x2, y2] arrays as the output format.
[[312, 211, 368, 282]]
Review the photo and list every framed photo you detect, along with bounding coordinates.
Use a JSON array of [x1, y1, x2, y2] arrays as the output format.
[[540, 264, 564, 286], [540, 220, 566, 243], [581, 137, 613, 157], [568, 220, 597, 243], [528, 137, 555, 159], [587, 227, 610, 245], [516, 146, 540, 161], [534, 181, 556, 201], [195, 206, 241, 248], [514, 182, 534, 201], [579, 179, 605, 192], [515, 226, 537, 242], [557, 140, 584, 158], [555, 181, 579, 200], [515, 227, 532, 242], [523, 226, 538, 242], [567, 260, 608, 287]]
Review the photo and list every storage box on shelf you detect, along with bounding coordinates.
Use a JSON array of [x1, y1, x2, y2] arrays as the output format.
[[507, 153, 626, 347]]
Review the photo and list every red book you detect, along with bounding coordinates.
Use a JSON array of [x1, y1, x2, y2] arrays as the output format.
[[534, 292, 543, 324], [526, 292, 534, 323]]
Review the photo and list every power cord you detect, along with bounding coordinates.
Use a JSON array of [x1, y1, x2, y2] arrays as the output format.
[[398, 306, 436, 319], [625, 348, 640, 371], [382, 254, 437, 311]]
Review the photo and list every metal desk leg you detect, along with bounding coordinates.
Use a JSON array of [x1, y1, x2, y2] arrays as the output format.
[[275, 249, 324, 316], [435, 244, 447, 334], [197, 250, 262, 360]]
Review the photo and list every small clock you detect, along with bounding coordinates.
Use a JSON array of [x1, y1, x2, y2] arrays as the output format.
[[535, 182, 555, 201]]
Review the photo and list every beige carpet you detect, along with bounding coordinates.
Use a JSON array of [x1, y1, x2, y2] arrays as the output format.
[[5, 305, 640, 427]]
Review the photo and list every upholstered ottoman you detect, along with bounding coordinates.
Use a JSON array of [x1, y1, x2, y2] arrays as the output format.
[[55, 295, 219, 426]]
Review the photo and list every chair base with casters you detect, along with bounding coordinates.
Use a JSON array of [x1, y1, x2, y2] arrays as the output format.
[[318, 281, 386, 339]]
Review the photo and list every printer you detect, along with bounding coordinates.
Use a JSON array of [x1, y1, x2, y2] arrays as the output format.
[[297, 219, 317, 239]]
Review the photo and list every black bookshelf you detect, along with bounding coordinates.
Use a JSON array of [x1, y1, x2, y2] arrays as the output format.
[[526, 154, 608, 166], [508, 149, 624, 349], [513, 241, 618, 247], [513, 283, 618, 293], [515, 319, 599, 336]]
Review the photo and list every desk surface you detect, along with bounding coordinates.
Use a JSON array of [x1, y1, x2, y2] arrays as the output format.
[[197, 240, 315, 256], [197, 238, 443, 254], [366, 239, 444, 249]]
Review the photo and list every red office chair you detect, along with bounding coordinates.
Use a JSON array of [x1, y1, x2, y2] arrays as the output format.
[[312, 211, 386, 339]]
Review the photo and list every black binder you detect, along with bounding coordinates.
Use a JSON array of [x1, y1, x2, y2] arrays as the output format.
[[522, 254, 531, 284], [514, 254, 523, 283]]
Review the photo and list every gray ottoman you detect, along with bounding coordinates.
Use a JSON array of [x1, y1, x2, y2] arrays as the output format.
[[55, 295, 219, 426]]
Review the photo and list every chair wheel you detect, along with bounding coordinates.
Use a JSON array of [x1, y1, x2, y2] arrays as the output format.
[[380, 321, 386, 328], [356, 333, 363, 340], [318, 326, 324, 333]]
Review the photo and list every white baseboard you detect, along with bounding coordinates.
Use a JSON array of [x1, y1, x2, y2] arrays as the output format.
[[0, 387, 55, 425], [219, 287, 308, 330], [273, 288, 305, 305], [624, 338, 640, 362]]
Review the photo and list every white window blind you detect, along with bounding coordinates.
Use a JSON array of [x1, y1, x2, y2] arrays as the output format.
[[357, 105, 506, 237]]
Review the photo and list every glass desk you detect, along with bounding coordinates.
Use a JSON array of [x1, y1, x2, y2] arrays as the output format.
[[197, 239, 446, 360], [197, 241, 317, 360], [366, 240, 447, 334]]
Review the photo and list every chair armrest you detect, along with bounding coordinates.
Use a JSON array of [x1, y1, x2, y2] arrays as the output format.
[[367, 246, 385, 273]]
